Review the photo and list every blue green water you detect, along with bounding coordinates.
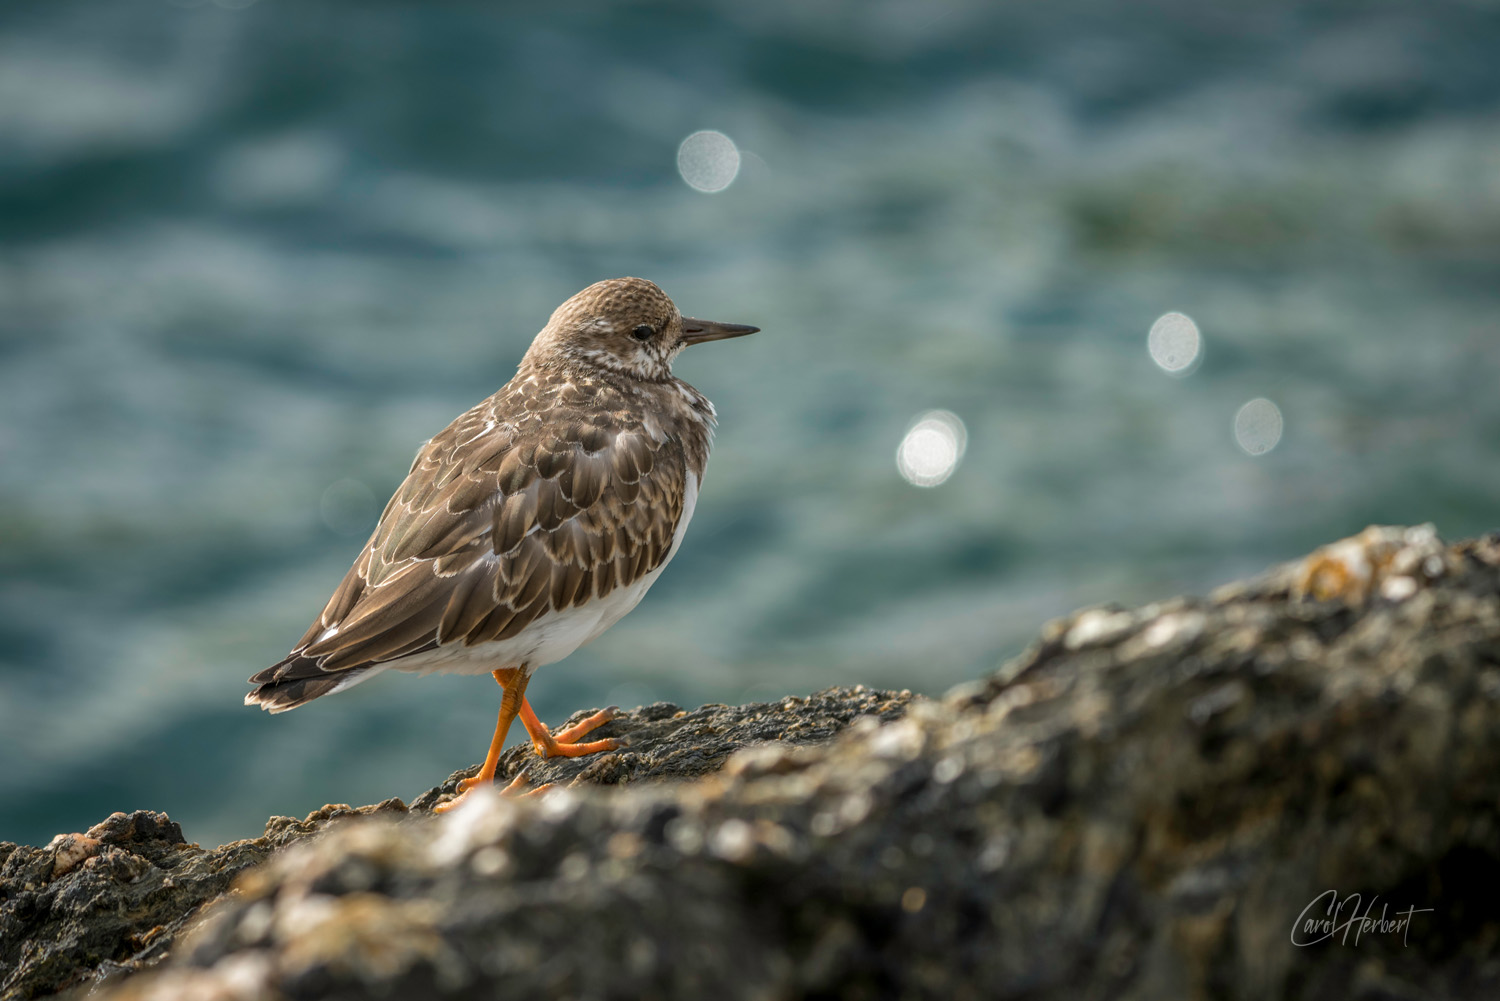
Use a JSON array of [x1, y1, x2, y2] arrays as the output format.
[[3, 0, 1499, 849]]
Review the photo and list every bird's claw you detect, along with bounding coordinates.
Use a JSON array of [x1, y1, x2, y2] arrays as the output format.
[[531, 704, 626, 757], [437, 766, 549, 813]]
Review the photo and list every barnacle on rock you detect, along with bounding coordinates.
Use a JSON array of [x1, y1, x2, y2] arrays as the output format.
[[1293, 523, 1457, 604]]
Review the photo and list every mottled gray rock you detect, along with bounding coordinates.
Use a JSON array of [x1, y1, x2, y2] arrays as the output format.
[[0, 802, 408, 1000], [14, 527, 1500, 1000], [412, 684, 916, 810], [0, 687, 911, 999]]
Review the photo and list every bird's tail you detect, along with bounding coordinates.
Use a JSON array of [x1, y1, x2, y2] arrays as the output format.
[[244, 675, 345, 713], [244, 655, 379, 713]]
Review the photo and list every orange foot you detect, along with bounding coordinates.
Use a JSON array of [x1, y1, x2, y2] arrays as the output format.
[[456, 769, 531, 796], [436, 769, 541, 814], [520, 701, 624, 758], [434, 667, 531, 815], [435, 668, 624, 815]]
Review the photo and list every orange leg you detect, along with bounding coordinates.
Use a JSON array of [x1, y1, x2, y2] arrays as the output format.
[[434, 666, 529, 814], [518, 699, 622, 758]]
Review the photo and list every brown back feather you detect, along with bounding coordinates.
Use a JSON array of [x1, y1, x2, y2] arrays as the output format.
[[250, 362, 712, 696]]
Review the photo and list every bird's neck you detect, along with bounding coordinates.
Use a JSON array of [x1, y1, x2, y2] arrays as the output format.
[[517, 349, 715, 424], [520, 333, 678, 383]]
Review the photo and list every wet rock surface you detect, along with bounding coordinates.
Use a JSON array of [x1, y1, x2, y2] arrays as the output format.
[[9, 526, 1500, 999]]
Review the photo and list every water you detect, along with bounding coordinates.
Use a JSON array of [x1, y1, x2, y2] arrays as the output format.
[[3, 0, 1499, 849]]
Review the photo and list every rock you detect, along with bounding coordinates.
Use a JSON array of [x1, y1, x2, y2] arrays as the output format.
[[12, 526, 1500, 1000], [42, 835, 100, 879], [0, 687, 912, 999], [412, 683, 916, 810], [1291, 522, 1458, 604], [0, 803, 408, 1000]]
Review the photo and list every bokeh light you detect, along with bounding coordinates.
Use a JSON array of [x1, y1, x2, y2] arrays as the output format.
[[1233, 398, 1283, 456], [897, 410, 967, 487], [1147, 311, 1202, 374], [676, 130, 741, 193]]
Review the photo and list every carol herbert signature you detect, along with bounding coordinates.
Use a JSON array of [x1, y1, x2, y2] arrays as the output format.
[[1291, 890, 1434, 947]]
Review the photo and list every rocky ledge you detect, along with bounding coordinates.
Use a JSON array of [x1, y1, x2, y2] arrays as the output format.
[[0, 689, 911, 1000], [6, 525, 1500, 1000]]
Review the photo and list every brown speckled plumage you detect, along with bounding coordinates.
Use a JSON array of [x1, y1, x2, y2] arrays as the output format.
[[246, 278, 755, 714]]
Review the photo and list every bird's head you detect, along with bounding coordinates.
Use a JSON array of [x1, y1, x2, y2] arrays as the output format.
[[527, 277, 757, 381]]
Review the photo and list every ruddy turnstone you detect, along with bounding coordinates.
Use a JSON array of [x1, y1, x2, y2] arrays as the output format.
[[246, 277, 757, 812]]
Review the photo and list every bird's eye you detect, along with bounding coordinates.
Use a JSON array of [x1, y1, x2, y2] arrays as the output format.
[[632, 324, 654, 341]]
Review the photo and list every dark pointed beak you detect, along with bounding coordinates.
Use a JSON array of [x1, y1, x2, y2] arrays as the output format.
[[679, 317, 759, 346]]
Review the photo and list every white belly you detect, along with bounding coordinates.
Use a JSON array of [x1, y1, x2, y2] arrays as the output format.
[[380, 471, 699, 679]]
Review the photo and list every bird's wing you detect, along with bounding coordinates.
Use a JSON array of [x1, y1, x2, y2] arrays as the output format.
[[249, 388, 688, 688]]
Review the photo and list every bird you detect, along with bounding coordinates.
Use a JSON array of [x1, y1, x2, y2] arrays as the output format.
[[245, 277, 757, 812]]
